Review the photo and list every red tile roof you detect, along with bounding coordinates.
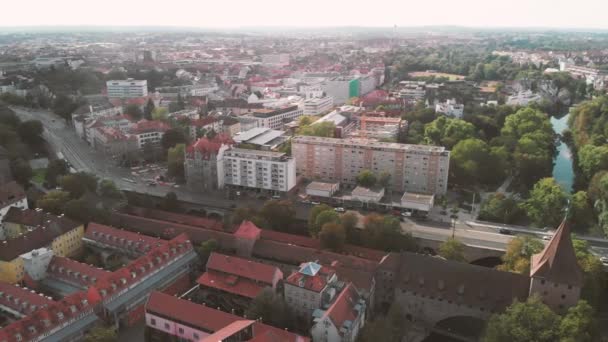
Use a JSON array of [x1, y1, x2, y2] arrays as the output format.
[[322, 284, 362, 336], [234, 221, 262, 240], [185, 134, 234, 159], [47, 256, 110, 287], [530, 219, 583, 286], [124, 206, 225, 231], [206, 252, 280, 285], [0, 181, 25, 207], [285, 263, 335, 293], [190, 116, 219, 128], [129, 120, 170, 134], [197, 271, 265, 299], [85, 222, 167, 255], [0, 282, 54, 315]]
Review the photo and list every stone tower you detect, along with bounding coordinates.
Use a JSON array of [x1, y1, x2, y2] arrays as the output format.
[[529, 219, 583, 314]]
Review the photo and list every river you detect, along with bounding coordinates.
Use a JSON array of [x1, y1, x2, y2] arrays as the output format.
[[551, 114, 574, 193]]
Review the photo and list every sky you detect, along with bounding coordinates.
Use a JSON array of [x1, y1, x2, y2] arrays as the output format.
[[2, 0, 608, 29]]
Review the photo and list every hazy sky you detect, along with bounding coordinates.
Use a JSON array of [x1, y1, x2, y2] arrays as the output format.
[[3, 0, 608, 29]]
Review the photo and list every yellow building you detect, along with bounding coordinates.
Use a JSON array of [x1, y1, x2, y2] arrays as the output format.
[[0, 208, 84, 283]]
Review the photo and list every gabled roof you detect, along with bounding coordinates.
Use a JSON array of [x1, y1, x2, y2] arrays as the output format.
[[0, 281, 54, 315], [530, 219, 583, 286], [321, 283, 363, 336], [0, 181, 25, 207], [185, 134, 233, 158], [85, 222, 166, 255], [234, 221, 262, 240], [128, 119, 170, 134], [285, 262, 335, 292], [46, 256, 110, 288], [206, 252, 280, 284]]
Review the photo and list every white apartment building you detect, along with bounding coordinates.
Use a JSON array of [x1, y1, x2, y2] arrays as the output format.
[[292, 136, 450, 195], [243, 105, 304, 130], [222, 148, 296, 192], [304, 96, 334, 116], [435, 99, 464, 118], [106, 79, 148, 99], [506, 90, 542, 106], [129, 120, 170, 149]]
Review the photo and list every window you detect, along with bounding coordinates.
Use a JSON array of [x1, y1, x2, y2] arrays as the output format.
[[150, 318, 156, 326], [179, 327, 184, 334], [193, 333, 199, 339], [164, 323, 170, 330]]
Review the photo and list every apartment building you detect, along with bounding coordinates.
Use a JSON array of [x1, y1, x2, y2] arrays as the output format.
[[284, 262, 338, 325], [435, 99, 464, 118], [243, 105, 304, 130], [352, 115, 404, 140], [292, 136, 450, 195], [222, 148, 296, 192], [129, 120, 170, 149], [184, 135, 233, 191], [106, 79, 148, 98], [304, 96, 334, 115]]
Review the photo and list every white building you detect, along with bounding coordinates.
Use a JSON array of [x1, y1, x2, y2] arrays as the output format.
[[306, 182, 340, 198], [400, 192, 434, 212], [351, 186, 385, 203], [506, 90, 542, 106], [222, 148, 296, 192], [304, 96, 334, 116], [106, 79, 148, 99], [21, 248, 54, 281], [435, 99, 464, 118], [242, 105, 304, 130], [0, 181, 28, 225], [261, 54, 290, 66], [128, 120, 170, 149], [310, 283, 366, 342]]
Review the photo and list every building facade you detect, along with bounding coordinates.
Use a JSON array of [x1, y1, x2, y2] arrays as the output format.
[[304, 96, 334, 116], [106, 79, 148, 99], [244, 105, 304, 130], [0, 181, 27, 225], [184, 135, 233, 192], [222, 148, 296, 192], [292, 136, 450, 195]]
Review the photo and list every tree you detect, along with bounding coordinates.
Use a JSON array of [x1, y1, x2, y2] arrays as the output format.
[[162, 192, 179, 211], [358, 303, 407, 342], [124, 104, 143, 120], [98, 179, 123, 199], [483, 296, 560, 342], [478, 193, 523, 224], [258, 200, 295, 232], [143, 99, 155, 120], [297, 121, 336, 137], [356, 170, 377, 188], [37, 190, 71, 215], [438, 238, 466, 262], [167, 144, 185, 181], [231, 207, 258, 226], [84, 324, 117, 342], [319, 223, 346, 251], [578, 144, 608, 179], [341, 212, 359, 243], [313, 210, 341, 236], [308, 204, 332, 237], [572, 239, 606, 308], [424, 116, 476, 149], [60, 172, 98, 199], [246, 288, 293, 330], [10, 158, 32, 188], [377, 171, 391, 188], [161, 128, 187, 150], [520, 178, 568, 228], [559, 300, 598, 342], [362, 214, 417, 252], [570, 191, 594, 232], [451, 138, 506, 185], [52, 94, 78, 120], [45, 159, 69, 188], [497, 236, 544, 274], [196, 239, 219, 265], [17, 120, 43, 146], [151, 107, 168, 121]]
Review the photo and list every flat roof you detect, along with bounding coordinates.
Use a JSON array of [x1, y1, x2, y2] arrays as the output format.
[[401, 192, 434, 205], [307, 181, 339, 191], [352, 186, 384, 197], [293, 135, 447, 153], [249, 130, 285, 146], [234, 127, 271, 142]]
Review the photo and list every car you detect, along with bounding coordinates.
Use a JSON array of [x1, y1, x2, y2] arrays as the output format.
[[600, 256, 608, 264], [272, 195, 281, 199], [301, 199, 311, 204], [334, 207, 345, 213], [147, 182, 157, 187], [499, 228, 512, 235], [401, 211, 412, 217], [311, 201, 321, 205], [542, 235, 552, 241]]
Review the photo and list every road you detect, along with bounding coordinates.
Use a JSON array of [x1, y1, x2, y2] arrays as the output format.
[[14, 106, 605, 256]]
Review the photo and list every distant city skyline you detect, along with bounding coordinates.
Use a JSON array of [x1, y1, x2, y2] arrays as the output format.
[[3, 0, 608, 30]]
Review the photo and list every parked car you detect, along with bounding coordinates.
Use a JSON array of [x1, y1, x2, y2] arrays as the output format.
[[311, 201, 321, 205], [334, 207, 345, 213], [542, 235, 552, 241], [401, 211, 412, 217], [499, 228, 512, 235], [272, 195, 281, 199]]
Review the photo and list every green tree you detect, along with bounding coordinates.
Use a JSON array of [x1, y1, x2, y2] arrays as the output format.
[[98, 179, 123, 199], [60, 172, 98, 199], [17, 120, 44, 146], [341, 212, 359, 243], [308, 204, 332, 237], [520, 178, 568, 228], [161, 128, 187, 150], [151, 107, 168, 121], [245, 288, 293, 330], [478, 193, 523, 224], [196, 239, 219, 265], [358, 303, 407, 342], [377, 171, 391, 188], [143, 99, 155, 120], [497, 236, 544, 274], [167, 143, 185, 181], [362, 214, 417, 252], [297, 121, 336, 137], [438, 238, 466, 262], [559, 300, 598, 342], [356, 170, 377, 188], [570, 191, 594, 232], [314, 210, 341, 236], [258, 200, 295, 232], [52, 94, 78, 120], [578, 144, 608, 179], [483, 296, 560, 342], [231, 207, 258, 226], [45, 159, 69, 188], [84, 324, 117, 342], [424, 116, 476, 149], [319, 222, 346, 251], [10, 158, 32, 188], [162, 192, 179, 211], [572, 239, 607, 308], [37, 190, 71, 215], [451, 138, 506, 185], [124, 104, 143, 120]]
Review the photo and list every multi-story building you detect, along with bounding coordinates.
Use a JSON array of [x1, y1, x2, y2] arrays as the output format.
[[304, 96, 334, 115], [310, 283, 366, 342], [196, 252, 283, 309], [323, 77, 359, 105], [188, 117, 221, 140], [506, 90, 542, 106], [90, 126, 138, 157], [0, 181, 27, 225], [0, 208, 84, 283], [292, 136, 450, 195], [435, 99, 464, 118], [106, 79, 148, 99], [352, 114, 404, 140], [222, 148, 296, 192], [261, 53, 290, 66], [219, 116, 241, 137], [85, 115, 133, 147], [243, 105, 304, 130], [184, 135, 233, 192], [129, 120, 171, 149]]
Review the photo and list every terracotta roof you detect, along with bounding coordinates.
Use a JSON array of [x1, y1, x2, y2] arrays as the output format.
[[85, 222, 167, 255], [197, 271, 265, 299], [201, 320, 255, 341], [0, 282, 54, 315], [0, 181, 25, 207], [129, 120, 170, 134], [206, 252, 280, 284], [396, 252, 530, 312], [190, 116, 219, 128], [47, 256, 110, 288], [185, 134, 234, 158], [322, 283, 362, 336], [250, 323, 310, 342], [0, 209, 82, 262], [530, 219, 584, 286], [123, 206, 225, 232], [234, 221, 262, 240], [285, 262, 335, 292]]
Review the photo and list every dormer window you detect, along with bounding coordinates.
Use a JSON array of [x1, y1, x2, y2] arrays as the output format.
[[70, 305, 77, 313], [57, 312, 64, 320]]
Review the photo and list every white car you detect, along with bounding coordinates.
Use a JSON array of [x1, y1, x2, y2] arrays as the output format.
[[401, 211, 412, 217], [542, 235, 552, 241], [334, 207, 345, 213], [311, 201, 321, 205]]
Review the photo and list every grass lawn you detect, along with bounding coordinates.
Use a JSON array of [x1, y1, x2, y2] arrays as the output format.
[[32, 168, 47, 184]]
